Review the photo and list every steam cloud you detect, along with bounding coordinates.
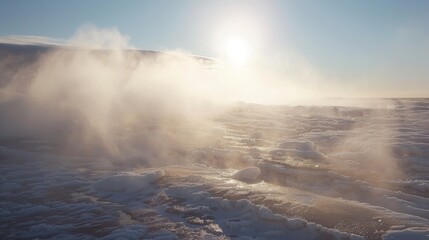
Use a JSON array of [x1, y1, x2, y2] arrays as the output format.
[[0, 26, 409, 176], [0, 27, 236, 165]]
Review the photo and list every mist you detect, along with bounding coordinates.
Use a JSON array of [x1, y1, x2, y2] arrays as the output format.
[[0, 26, 420, 174], [0, 27, 413, 171], [0, 28, 224, 164], [0, 28, 325, 158]]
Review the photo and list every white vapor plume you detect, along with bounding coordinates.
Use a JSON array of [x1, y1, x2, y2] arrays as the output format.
[[0, 26, 410, 174], [0, 26, 234, 165]]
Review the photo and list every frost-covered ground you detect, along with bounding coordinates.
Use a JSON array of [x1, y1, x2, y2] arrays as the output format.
[[1, 99, 429, 240]]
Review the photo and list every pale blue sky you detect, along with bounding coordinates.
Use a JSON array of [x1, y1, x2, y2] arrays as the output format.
[[1, 0, 428, 96]]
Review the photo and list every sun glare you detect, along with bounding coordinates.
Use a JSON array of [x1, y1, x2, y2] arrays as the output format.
[[225, 37, 249, 67]]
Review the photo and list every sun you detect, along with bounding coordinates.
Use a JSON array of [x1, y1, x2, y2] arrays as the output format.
[[225, 36, 250, 67]]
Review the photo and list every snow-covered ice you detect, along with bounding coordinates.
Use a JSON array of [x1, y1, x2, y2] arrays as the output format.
[[232, 167, 261, 182], [2, 98, 429, 239]]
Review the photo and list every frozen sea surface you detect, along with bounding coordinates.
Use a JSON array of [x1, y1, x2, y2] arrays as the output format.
[[1, 99, 429, 239]]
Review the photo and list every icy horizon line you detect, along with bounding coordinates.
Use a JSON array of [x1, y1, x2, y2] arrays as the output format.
[[0, 34, 217, 62]]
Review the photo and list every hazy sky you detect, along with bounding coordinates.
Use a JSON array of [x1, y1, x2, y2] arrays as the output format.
[[1, 0, 428, 97]]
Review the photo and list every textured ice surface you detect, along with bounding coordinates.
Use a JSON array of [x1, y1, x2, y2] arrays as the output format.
[[232, 167, 261, 182], [1, 99, 429, 239]]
